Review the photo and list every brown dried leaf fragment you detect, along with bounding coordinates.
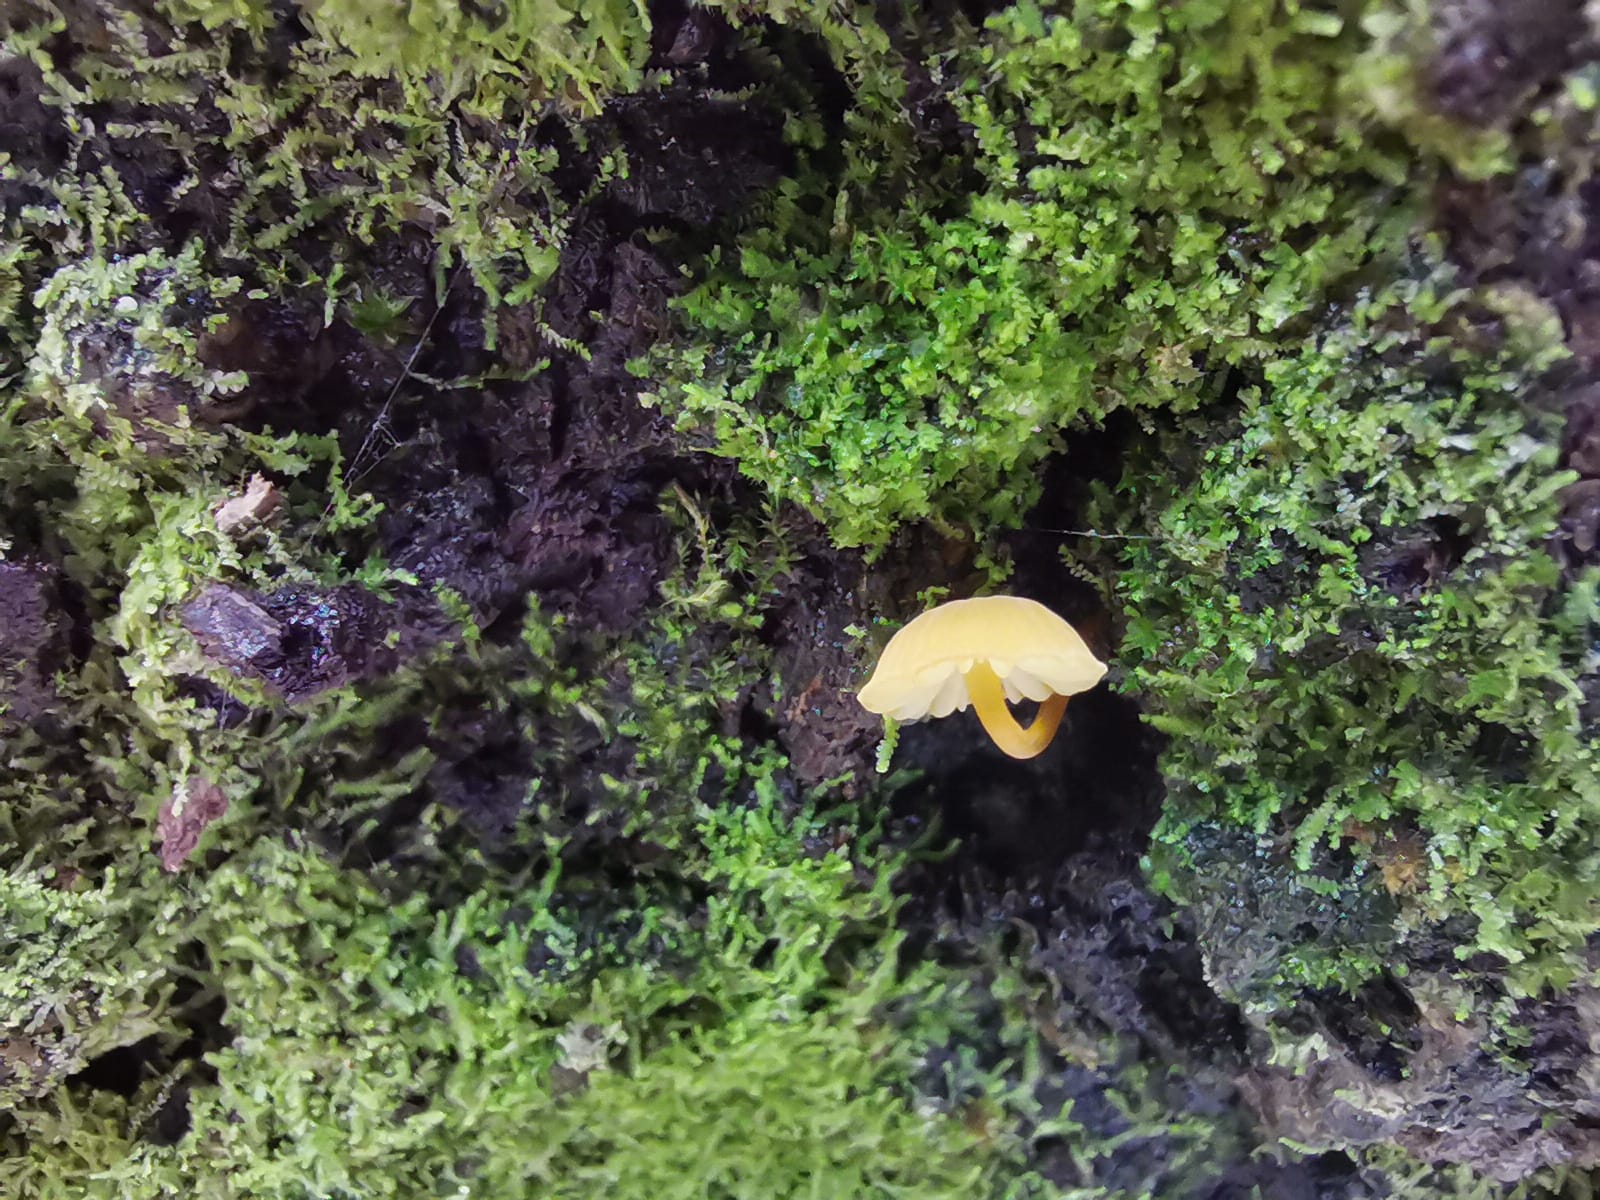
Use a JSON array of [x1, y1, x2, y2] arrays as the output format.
[[214, 472, 284, 537], [1376, 831, 1429, 897], [157, 777, 229, 872]]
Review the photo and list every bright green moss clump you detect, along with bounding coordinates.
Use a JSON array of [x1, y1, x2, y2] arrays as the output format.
[[0, 867, 186, 1111], [4, 803, 996, 1199], [1106, 273, 1599, 997], [655, 2, 1408, 548], [290, 0, 651, 114], [157, 0, 651, 115], [7, 0, 574, 347]]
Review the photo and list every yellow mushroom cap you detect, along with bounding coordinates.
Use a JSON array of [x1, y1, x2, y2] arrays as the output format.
[[855, 596, 1108, 722]]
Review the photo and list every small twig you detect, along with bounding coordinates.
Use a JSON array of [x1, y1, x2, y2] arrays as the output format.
[[315, 122, 531, 536], [310, 262, 464, 540], [349, 265, 462, 484], [1017, 527, 1155, 540]]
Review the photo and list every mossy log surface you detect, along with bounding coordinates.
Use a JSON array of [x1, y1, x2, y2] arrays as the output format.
[[3, 2, 1600, 1197]]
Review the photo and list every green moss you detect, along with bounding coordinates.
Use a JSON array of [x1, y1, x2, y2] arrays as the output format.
[[180, 807, 991, 1199], [12, 244, 397, 756], [651, 1, 1413, 549], [0, 866, 187, 1110], [1, 827, 997, 1197], [291, 0, 651, 117], [1105, 268, 1599, 999], [157, 0, 660, 116], [7, 1, 575, 349]]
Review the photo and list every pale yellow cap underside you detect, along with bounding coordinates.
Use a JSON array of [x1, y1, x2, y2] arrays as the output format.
[[855, 596, 1108, 722]]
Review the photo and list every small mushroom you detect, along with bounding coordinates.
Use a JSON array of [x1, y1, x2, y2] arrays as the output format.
[[856, 596, 1107, 760]]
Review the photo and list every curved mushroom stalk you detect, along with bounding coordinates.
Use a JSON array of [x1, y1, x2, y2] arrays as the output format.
[[963, 661, 1068, 759]]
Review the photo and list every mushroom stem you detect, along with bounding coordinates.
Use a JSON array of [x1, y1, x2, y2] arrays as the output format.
[[962, 661, 1069, 759]]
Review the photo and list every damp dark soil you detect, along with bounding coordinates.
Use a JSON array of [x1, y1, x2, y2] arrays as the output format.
[[0, 561, 69, 733]]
